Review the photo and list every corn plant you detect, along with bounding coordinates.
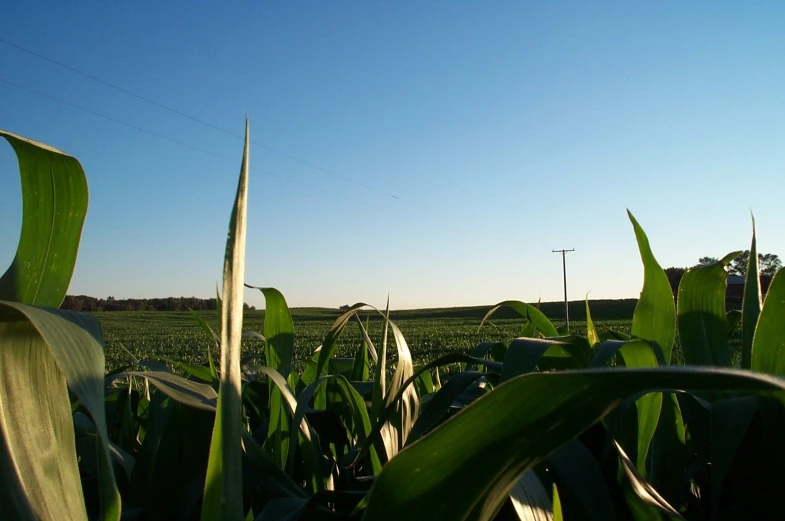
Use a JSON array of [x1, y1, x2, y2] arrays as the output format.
[[3, 126, 785, 521]]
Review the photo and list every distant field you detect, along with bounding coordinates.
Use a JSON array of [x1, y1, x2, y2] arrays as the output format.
[[96, 299, 637, 370]]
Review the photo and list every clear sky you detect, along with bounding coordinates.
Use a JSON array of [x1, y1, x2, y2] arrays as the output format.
[[1, 2, 784, 310]]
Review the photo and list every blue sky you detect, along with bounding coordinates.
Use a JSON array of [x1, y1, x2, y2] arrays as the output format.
[[1, 2, 784, 310]]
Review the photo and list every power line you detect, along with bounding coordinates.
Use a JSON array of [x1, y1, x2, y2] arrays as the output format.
[[0, 36, 408, 203], [0, 77, 465, 233]]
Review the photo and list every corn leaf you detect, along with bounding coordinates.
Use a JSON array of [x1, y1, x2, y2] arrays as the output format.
[[500, 338, 587, 381], [407, 371, 486, 445], [0, 302, 120, 521], [256, 366, 323, 493], [677, 253, 739, 367], [615, 441, 683, 519], [202, 120, 250, 521], [628, 211, 676, 364], [362, 367, 785, 521], [546, 440, 615, 521], [246, 286, 294, 377], [308, 303, 369, 383], [0, 130, 88, 307], [596, 340, 662, 474], [648, 393, 686, 510], [586, 297, 600, 348], [481, 301, 558, 337], [509, 471, 553, 521], [741, 216, 762, 369], [709, 396, 757, 517], [751, 269, 785, 375]]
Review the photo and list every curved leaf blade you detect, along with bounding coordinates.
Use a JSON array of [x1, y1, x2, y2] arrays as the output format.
[[0, 130, 88, 307], [628, 211, 676, 364], [481, 301, 558, 338], [677, 253, 739, 367], [363, 367, 785, 521], [0, 302, 120, 521]]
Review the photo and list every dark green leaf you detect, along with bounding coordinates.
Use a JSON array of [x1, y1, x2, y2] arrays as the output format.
[[741, 216, 762, 369], [751, 269, 785, 375], [546, 440, 615, 521], [363, 367, 785, 521]]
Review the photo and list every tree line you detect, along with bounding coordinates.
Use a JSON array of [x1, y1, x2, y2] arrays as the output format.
[[60, 295, 256, 312], [664, 250, 781, 296]]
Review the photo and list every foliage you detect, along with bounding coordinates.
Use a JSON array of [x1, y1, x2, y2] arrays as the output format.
[[3, 127, 785, 521], [729, 250, 782, 277], [62, 294, 255, 312], [695, 256, 718, 268]]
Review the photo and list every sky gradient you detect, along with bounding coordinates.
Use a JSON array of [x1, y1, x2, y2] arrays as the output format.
[[1, 2, 784, 309]]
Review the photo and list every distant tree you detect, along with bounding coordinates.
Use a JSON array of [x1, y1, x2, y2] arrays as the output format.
[[694, 257, 719, 268], [663, 267, 686, 296], [729, 251, 782, 277]]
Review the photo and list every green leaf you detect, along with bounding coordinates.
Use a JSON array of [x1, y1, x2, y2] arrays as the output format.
[[363, 367, 785, 521], [500, 338, 570, 381], [628, 211, 676, 364], [709, 396, 757, 517], [351, 317, 371, 382], [116, 371, 218, 412], [313, 375, 382, 475], [615, 441, 683, 519], [309, 303, 370, 383], [552, 484, 563, 521], [370, 300, 389, 424], [742, 215, 762, 369], [0, 130, 88, 307], [257, 367, 323, 493], [381, 318, 419, 456], [246, 286, 294, 377], [596, 340, 662, 474], [546, 440, 615, 521], [241, 430, 308, 500], [648, 393, 686, 510], [0, 302, 120, 521], [203, 120, 250, 521], [407, 371, 487, 445], [586, 297, 600, 348], [751, 269, 785, 375], [677, 253, 739, 367], [481, 301, 558, 338], [508, 471, 553, 521], [245, 286, 295, 474], [162, 358, 216, 385], [188, 308, 219, 381]]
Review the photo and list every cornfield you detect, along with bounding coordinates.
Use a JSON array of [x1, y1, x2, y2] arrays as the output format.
[[2, 125, 785, 520]]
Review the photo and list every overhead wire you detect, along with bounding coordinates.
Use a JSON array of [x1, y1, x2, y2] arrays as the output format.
[[0, 36, 416, 205], [0, 76, 468, 232]]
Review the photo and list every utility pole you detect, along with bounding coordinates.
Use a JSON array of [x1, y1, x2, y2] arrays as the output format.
[[552, 249, 575, 329]]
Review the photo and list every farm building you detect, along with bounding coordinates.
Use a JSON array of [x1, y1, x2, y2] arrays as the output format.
[[726, 275, 772, 303]]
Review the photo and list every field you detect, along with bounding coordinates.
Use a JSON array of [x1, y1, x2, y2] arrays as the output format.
[[96, 299, 638, 371]]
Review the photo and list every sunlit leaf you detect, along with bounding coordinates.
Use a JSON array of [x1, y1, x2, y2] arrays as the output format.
[[628, 211, 676, 364], [203, 120, 250, 521], [0, 130, 88, 307]]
